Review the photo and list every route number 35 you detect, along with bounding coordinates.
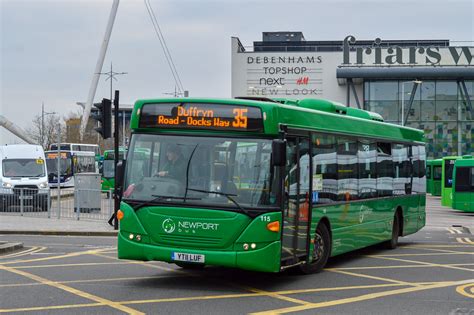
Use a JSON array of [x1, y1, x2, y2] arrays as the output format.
[[232, 108, 248, 128]]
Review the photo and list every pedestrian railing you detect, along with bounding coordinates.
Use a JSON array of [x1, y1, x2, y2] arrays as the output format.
[[0, 187, 115, 221]]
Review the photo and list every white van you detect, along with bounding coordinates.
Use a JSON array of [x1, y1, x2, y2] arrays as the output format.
[[0, 144, 50, 212]]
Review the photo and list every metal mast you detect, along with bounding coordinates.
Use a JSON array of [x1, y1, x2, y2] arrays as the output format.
[[79, 0, 120, 140]]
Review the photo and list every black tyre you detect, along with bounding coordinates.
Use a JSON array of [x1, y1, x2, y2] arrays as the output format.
[[175, 262, 205, 270], [383, 213, 400, 250], [299, 223, 331, 274]]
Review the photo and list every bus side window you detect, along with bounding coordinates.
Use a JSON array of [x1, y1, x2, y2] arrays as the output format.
[[377, 142, 393, 197]]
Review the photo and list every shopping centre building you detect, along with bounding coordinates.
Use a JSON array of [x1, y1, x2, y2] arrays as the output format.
[[231, 32, 473, 158]]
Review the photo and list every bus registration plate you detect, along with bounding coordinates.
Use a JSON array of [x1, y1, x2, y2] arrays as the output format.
[[171, 252, 205, 263]]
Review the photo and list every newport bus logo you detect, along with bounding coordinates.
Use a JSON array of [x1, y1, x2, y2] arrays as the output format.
[[162, 218, 176, 234]]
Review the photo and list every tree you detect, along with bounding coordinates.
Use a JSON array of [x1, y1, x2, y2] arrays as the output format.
[[26, 114, 65, 150]]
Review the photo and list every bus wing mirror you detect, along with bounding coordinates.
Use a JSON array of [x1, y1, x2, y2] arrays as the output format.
[[272, 140, 286, 167], [116, 160, 126, 192]]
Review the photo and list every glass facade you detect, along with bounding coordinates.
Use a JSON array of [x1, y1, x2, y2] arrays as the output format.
[[364, 80, 473, 159]]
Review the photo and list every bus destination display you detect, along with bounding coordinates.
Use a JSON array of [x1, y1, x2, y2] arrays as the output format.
[[139, 103, 264, 132]]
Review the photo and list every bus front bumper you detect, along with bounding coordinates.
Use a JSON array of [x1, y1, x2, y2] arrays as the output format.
[[118, 232, 281, 273]]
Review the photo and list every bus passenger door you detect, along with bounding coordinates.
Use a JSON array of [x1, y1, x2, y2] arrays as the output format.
[[281, 137, 310, 265]]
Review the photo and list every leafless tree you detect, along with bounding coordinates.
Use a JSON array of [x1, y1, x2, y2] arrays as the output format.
[[26, 114, 65, 150]]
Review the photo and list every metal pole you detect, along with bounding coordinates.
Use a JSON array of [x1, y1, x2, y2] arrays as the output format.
[[401, 83, 405, 126], [76, 189, 81, 220], [80, 0, 120, 140], [20, 189, 24, 216], [114, 90, 120, 230], [41, 102, 44, 147], [57, 124, 61, 219], [122, 109, 125, 147]]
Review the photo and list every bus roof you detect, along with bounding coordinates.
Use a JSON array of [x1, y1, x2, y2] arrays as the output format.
[[130, 98, 424, 143], [454, 156, 474, 167]]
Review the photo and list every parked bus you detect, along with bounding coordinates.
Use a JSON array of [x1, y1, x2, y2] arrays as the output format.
[[441, 156, 461, 207], [426, 159, 442, 196], [45, 150, 97, 188], [116, 97, 425, 273], [101, 148, 126, 192], [0, 144, 50, 212], [452, 156, 474, 212], [50, 143, 101, 160]]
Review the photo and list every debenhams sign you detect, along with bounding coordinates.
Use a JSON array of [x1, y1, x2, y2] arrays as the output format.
[[342, 35, 473, 66]]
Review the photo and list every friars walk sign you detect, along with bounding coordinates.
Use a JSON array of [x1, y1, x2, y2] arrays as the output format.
[[342, 35, 473, 66]]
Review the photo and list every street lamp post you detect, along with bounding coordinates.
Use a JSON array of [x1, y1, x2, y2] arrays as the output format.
[[41, 102, 56, 148], [401, 80, 422, 126]]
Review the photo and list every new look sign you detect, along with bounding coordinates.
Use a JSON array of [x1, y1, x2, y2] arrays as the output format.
[[342, 35, 474, 66]]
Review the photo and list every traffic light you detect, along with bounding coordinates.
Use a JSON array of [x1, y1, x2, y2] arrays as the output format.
[[92, 98, 112, 139]]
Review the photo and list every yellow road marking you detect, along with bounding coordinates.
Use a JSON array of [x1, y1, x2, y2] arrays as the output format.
[[368, 255, 474, 272], [447, 227, 463, 234], [327, 269, 418, 286], [456, 238, 474, 245], [0, 274, 188, 288], [250, 279, 474, 315], [12, 261, 129, 269], [328, 263, 474, 271], [0, 303, 103, 313], [373, 251, 474, 257], [0, 247, 46, 259], [456, 283, 474, 299], [1, 247, 113, 265], [0, 265, 144, 315]]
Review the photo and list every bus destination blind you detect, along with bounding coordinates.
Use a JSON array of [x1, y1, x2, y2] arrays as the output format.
[[139, 103, 264, 132]]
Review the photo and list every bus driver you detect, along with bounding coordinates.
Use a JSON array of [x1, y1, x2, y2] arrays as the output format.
[[156, 144, 186, 179]]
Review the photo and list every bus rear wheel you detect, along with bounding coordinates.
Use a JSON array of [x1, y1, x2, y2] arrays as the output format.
[[384, 212, 400, 250], [299, 223, 331, 274]]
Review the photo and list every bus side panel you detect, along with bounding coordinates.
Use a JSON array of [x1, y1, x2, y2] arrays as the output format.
[[432, 181, 442, 196], [315, 195, 423, 257], [453, 192, 474, 212]]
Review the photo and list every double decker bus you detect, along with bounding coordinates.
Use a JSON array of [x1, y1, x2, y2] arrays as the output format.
[[426, 159, 442, 196], [452, 156, 474, 212], [116, 97, 426, 273], [50, 143, 101, 161], [45, 150, 97, 187]]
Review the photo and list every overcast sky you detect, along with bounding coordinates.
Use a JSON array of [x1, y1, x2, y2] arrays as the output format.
[[1, 0, 473, 144]]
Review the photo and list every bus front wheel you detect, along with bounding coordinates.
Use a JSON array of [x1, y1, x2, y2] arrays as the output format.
[[299, 223, 331, 274]]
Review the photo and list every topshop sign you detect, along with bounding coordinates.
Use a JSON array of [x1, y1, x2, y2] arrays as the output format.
[[342, 35, 474, 66]]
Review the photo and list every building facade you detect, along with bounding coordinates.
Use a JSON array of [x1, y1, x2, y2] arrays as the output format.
[[231, 32, 473, 158]]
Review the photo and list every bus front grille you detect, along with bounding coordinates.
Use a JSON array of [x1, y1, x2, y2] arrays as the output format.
[[159, 234, 221, 245]]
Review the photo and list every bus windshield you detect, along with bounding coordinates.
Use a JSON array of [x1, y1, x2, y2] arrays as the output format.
[[2, 159, 46, 177], [46, 157, 72, 176], [123, 134, 278, 210], [102, 160, 115, 178]]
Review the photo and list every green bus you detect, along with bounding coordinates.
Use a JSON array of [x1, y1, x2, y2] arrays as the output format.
[[101, 148, 126, 192], [452, 156, 474, 212], [441, 156, 461, 207], [116, 97, 426, 273], [426, 159, 442, 196]]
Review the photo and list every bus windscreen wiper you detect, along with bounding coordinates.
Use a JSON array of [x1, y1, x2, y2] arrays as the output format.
[[185, 188, 250, 216], [129, 195, 201, 211]]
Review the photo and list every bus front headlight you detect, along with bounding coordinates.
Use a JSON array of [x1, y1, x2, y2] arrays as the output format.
[[2, 182, 12, 189], [39, 182, 49, 189]]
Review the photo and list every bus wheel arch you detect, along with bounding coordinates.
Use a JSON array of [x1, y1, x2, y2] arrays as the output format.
[[384, 207, 402, 249], [299, 218, 331, 274], [396, 206, 404, 237]]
